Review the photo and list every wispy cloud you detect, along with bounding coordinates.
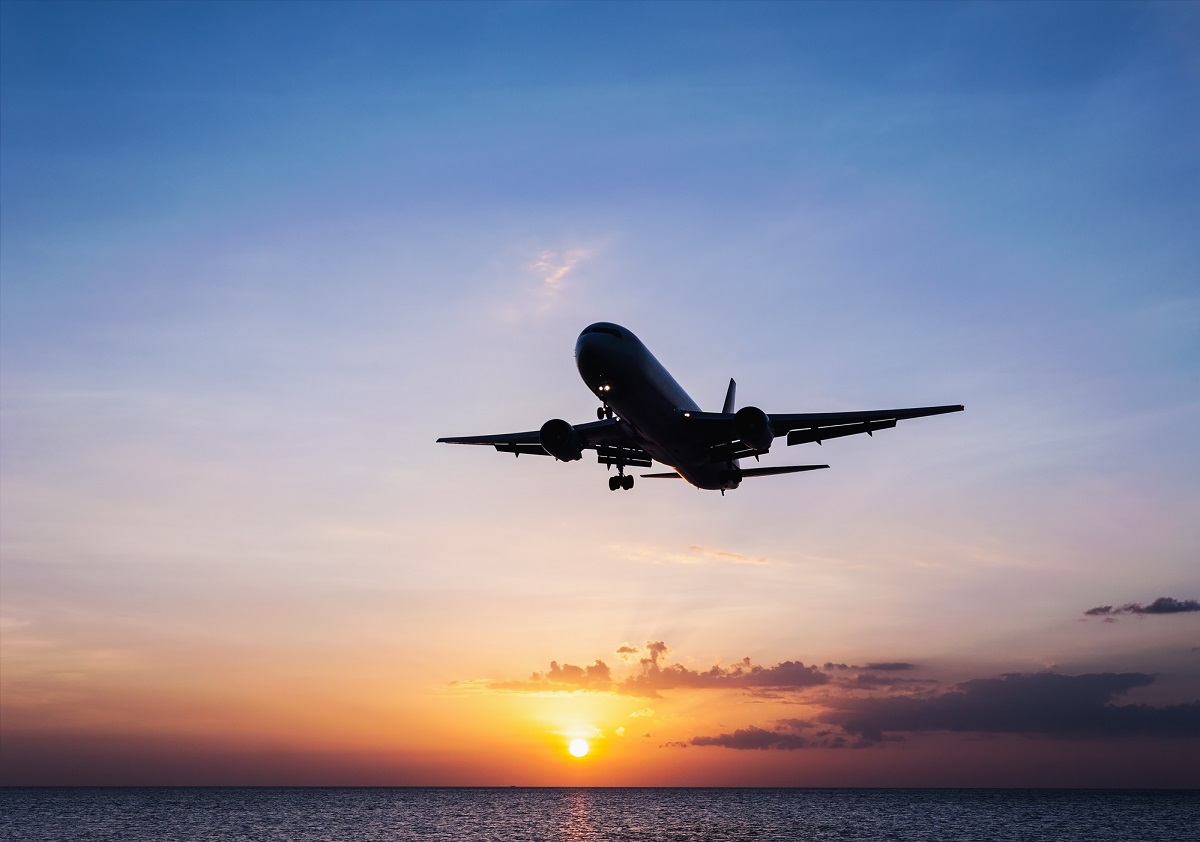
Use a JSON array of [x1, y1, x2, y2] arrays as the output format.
[[686, 545, 769, 565], [531, 248, 590, 309], [613, 544, 770, 566]]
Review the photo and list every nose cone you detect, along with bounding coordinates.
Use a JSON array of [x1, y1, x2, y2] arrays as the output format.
[[575, 333, 608, 385], [575, 322, 628, 388]]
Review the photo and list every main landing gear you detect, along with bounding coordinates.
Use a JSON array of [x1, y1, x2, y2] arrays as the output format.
[[604, 474, 633, 494], [599, 407, 632, 489]]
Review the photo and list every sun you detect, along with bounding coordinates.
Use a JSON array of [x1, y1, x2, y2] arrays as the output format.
[[568, 738, 590, 758]]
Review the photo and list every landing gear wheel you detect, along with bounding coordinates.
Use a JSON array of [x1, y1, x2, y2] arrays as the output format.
[[621, 474, 634, 490], [597, 405, 613, 420], [609, 475, 621, 491]]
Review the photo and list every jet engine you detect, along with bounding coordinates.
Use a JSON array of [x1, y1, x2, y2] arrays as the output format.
[[734, 406, 774, 452], [539, 419, 584, 461]]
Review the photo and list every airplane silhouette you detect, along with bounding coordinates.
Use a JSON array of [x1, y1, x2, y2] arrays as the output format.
[[438, 322, 963, 492]]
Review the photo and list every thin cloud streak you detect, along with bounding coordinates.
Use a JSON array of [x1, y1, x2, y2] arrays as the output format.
[[612, 544, 770, 566]]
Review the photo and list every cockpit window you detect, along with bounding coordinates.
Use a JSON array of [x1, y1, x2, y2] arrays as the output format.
[[582, 325, 622, 338]]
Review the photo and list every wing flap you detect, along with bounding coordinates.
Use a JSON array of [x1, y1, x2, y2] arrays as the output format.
[[495, 443, 550, 457], [597, 444, 653, 468], [786, 418, 896, 446]]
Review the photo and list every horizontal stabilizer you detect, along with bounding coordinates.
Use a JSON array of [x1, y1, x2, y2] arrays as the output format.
[[740, 464, 829, 478]]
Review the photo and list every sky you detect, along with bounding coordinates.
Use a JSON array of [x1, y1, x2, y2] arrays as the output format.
[[1, 1, 1197, 787]]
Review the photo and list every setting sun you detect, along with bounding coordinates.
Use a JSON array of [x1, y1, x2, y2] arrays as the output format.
[[568, 739, 589, 758]]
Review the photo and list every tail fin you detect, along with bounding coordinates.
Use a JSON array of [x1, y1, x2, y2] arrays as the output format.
[[722, 378, 736, 414]]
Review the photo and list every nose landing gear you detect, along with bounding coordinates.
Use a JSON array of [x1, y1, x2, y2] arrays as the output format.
[[597, 404, 613, 420]]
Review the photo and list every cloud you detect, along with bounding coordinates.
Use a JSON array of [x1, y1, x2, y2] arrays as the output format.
[[532, 248, 589, 301], [819, 672, 1200, 742], [848, 673, 937, 690], [486, 659, 614, 693], [472, 641, 827, 699], [672, 672, 1200, 752], [685, 718, 854, 751], [622, 655, 829, 698], [820, 661, 931, 689], [641, 641, 670, 667], [482, 647, 1199, 759], [824, 661, 918, 671], [690, 725, 811, 751], [1084, 597, 1200, 618]]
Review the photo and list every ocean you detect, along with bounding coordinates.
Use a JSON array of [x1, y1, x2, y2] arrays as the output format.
[[1, 787, 1196, 841]]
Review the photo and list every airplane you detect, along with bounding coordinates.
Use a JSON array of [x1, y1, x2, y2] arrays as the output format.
[[438, 322, 964, 493]]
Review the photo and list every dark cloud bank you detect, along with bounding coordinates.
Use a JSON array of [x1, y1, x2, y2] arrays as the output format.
[[1084, 596, 1200, 618], [686, 672, 1200, 750]]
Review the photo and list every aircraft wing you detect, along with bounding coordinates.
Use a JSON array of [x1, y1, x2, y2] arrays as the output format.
[[436, 428, 547, 456], [682, 404, 964, 460], [769, 404, 965, 443], [437, 418, 649, 464]]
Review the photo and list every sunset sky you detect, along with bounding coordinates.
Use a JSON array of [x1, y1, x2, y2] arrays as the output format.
[[2, 1, 1197, 787]]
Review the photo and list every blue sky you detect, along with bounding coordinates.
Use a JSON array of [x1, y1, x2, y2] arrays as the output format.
[[2, 1, 1197, 785]]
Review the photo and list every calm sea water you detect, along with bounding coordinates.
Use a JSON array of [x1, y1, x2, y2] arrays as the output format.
[[1, 788, 1197, 842]]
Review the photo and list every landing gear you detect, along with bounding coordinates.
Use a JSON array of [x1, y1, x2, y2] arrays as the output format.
[[608, 471, 634, 491], [597, 405, 613, 420]]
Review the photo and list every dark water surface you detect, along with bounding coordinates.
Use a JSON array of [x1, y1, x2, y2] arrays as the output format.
[[2, 787, 1196, 841]]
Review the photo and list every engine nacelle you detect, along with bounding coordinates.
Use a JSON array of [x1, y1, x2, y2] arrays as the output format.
[[734, 405, 774, 452], [539, 419, 584, 462]]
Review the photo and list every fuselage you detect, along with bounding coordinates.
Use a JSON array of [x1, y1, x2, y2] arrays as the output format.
[[574, 322, 734, 489]]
